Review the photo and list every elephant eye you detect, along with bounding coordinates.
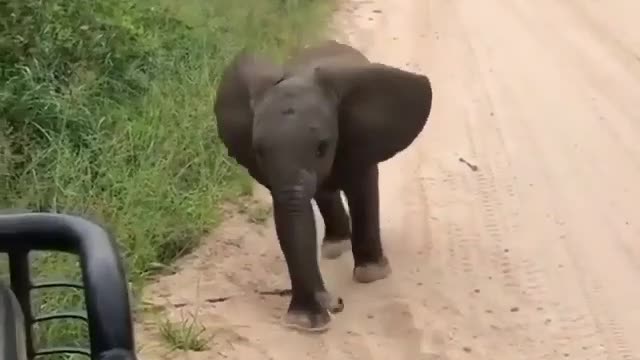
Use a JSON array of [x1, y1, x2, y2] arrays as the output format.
[[316, 140, 328, 158]]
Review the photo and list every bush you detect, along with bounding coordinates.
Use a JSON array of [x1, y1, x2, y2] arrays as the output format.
[[0, 0, 331, 356]]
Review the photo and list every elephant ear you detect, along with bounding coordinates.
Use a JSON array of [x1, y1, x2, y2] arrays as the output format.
[[213, 50, 284, 180], [315, 63, 432, 166]]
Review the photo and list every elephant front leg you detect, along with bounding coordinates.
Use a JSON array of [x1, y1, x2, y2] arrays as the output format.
[[343, 165, 392, 283], [272, 198, 344, 332], [315, 190, 352, 259]]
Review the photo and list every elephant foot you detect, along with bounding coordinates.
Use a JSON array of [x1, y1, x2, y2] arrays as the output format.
[[282, 291, 344, 333], [321, 238, 351, 259], [353, 256, 392, 283], [284, 310, 332, 333]]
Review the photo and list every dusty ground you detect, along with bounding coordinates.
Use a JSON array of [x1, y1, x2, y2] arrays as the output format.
[[136, 0, 640, 359]]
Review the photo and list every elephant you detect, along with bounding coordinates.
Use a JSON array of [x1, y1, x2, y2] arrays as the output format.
[[213, 40, 433, 332]]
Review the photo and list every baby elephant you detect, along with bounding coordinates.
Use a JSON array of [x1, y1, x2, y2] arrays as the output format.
[[213, 40, 433, 332]]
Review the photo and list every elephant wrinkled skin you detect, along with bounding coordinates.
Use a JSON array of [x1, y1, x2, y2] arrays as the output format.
[[212, 40, 433, 332]]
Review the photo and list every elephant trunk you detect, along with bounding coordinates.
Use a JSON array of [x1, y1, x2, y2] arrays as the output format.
[[271, 170, 325, 304]]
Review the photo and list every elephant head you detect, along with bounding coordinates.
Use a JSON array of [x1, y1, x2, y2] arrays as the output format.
[[213, 40, 432, 331], [215, 41, 431, 199]]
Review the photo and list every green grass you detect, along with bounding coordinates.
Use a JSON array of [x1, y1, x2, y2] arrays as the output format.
[[158, 310, 210, 352], [0, 0, 333, 358]]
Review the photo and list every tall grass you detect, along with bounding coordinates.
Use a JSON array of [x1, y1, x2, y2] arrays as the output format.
[[0, 0, 332, 357]]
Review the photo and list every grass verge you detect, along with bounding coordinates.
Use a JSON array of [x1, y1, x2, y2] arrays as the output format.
[[1, 0, 333, 357]]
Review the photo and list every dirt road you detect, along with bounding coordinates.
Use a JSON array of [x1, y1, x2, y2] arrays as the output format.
[[137, 0, 640, 359]]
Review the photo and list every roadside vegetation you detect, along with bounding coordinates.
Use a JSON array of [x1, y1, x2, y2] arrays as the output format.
[[0, 0, 332, 356]]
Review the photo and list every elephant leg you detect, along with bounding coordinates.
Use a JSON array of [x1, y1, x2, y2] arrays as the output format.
[[315, 190, 352, 259], [343, 165, 392, 283], [272, 198, 344, 332]]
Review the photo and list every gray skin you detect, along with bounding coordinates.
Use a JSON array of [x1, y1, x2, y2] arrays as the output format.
[[213, 40, 433, 332]]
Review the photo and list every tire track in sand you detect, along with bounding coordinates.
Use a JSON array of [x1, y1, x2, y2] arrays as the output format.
[[457, 3, 606, 359], [451, 5, 564, 357], [423, 2, 558, 358], [459, 1, 640, 358], [502, 2, 640, 358]]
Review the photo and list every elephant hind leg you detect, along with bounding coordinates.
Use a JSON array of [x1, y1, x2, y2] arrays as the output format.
[[315, 190, 352, 259], [343, 165, 391, 283]]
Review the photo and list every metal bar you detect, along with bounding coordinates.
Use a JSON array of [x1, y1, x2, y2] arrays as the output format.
[[9, 251, 35, 360], [31, 281, 84, 291], [0, 213, 136, 358], [34, 346, 91, 358], [33, 311, 88, 323]]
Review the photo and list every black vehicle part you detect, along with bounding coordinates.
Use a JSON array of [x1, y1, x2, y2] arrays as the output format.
[[1, 281, 28, 360], [0, 213, 137, 360]]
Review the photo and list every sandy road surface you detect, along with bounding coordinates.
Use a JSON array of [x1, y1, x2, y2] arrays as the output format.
[[137, 0, 640, 359]]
